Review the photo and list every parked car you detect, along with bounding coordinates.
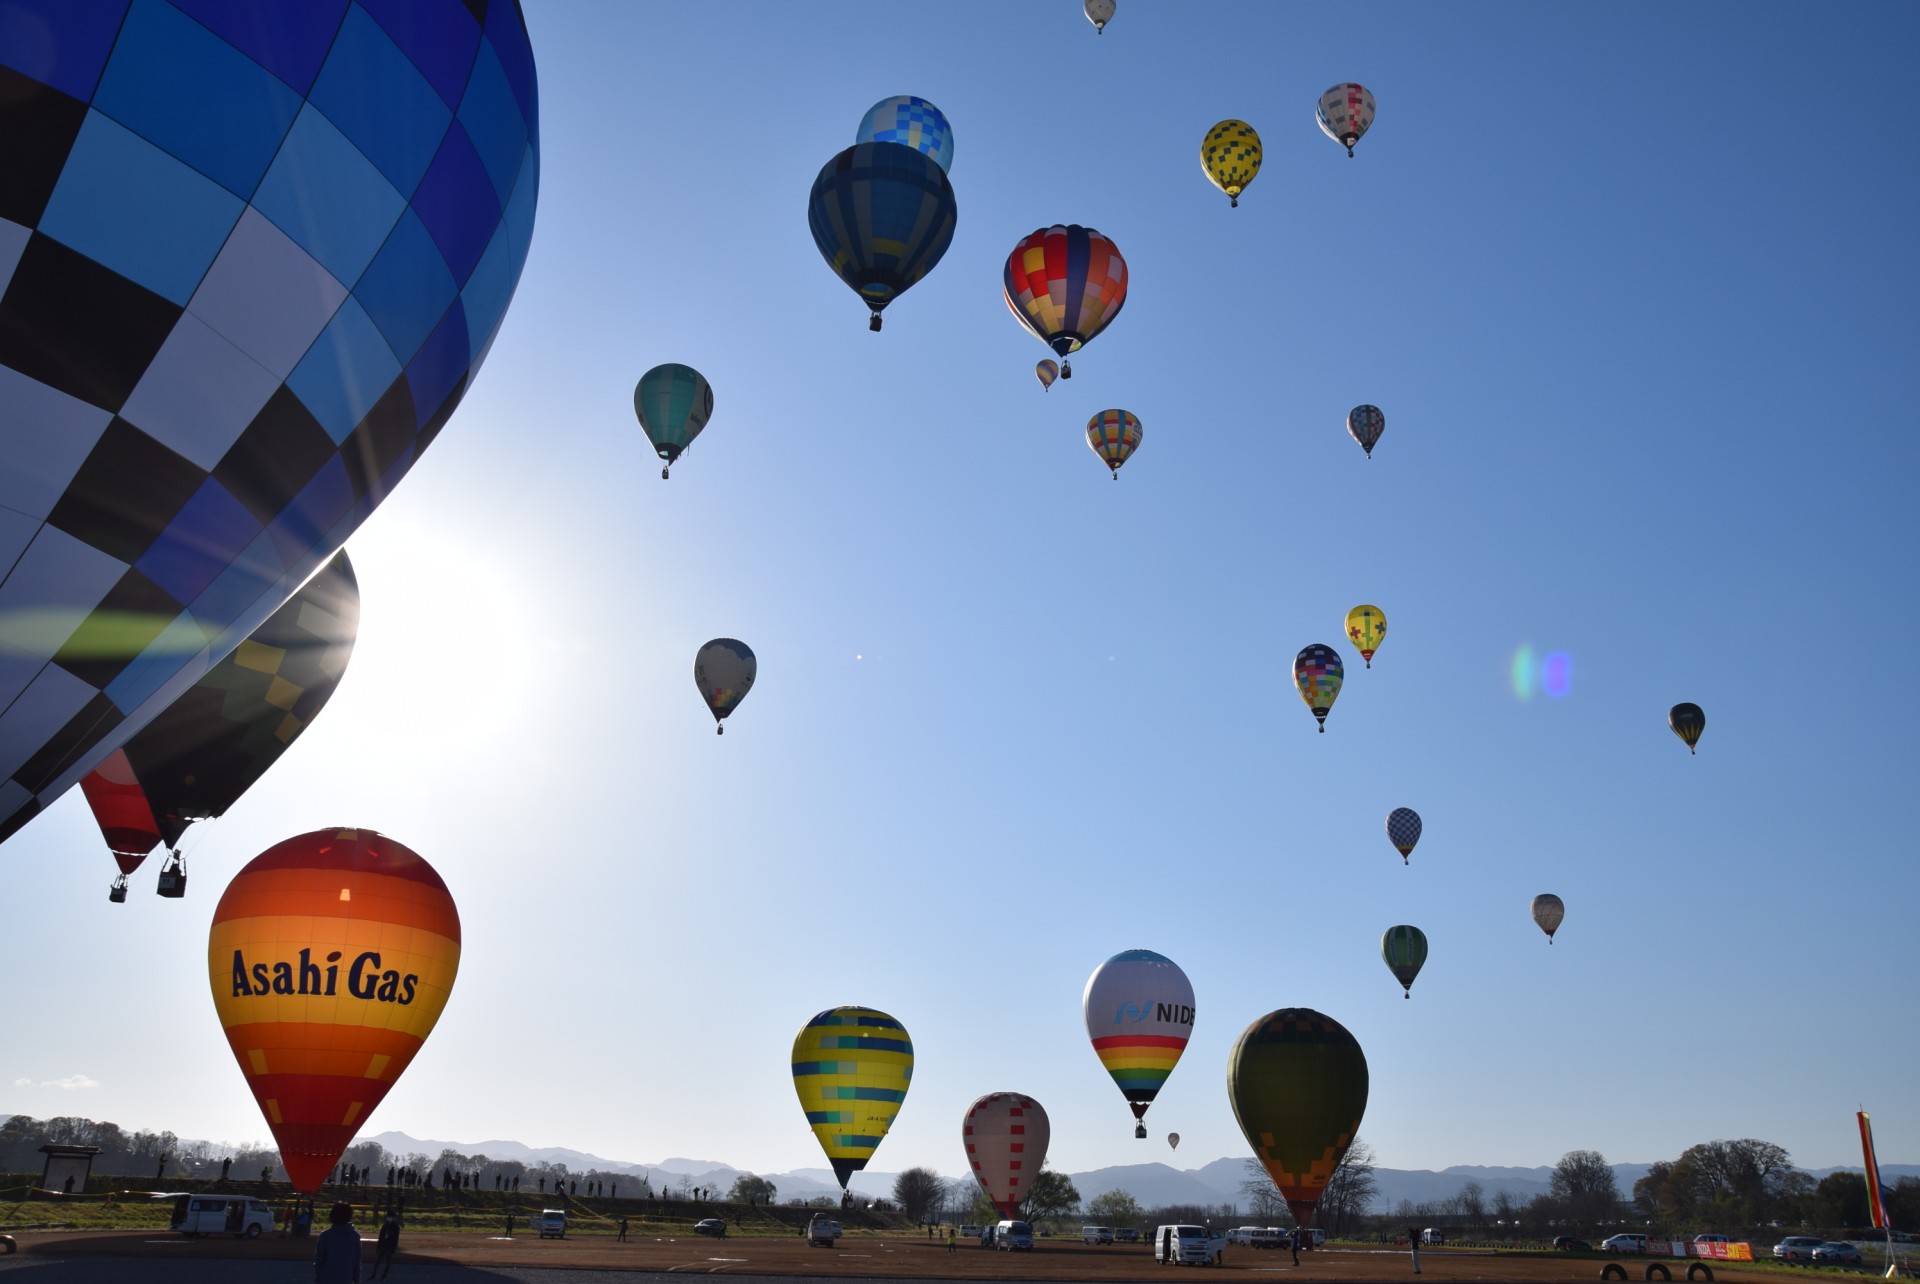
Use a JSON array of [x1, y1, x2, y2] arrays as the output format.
[[1812, 1242, 1862, 1265], [1228, 1227, 1284, 1249], [1082, 1226, 1114, 1245], [978, 1224, 997, 1248], [995, 1219, 1035, 1251], [959, 1225, 983, 1237], [1420, 1228, 1445, 1246], [1692, 1234, 1729, 1245], [1553, 1236, 1592, 1252], [1601, 1233, 1649, 1254], [694, 1219, 727, 1238], [1773, 1236, 1826, 1263], [1154, 1224, 1227, 1265], [805, 1214, 841, 1247], [1114, 1227, 1141, 1243], [169, 1194, 274, 1238], [534, 1209, 567, 1239]]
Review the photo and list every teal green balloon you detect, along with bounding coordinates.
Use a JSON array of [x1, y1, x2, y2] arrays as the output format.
[[634, 363, 714, 478], [1381, 925, 1428, 998]]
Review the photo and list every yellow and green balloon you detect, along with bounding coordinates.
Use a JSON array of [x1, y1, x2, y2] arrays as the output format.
[[791, 1006, 913, 1188], [1228, 1008, 1369, 1226]]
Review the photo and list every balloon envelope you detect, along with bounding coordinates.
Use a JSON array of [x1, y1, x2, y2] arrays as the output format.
[[855, 96, 953, 174], [1087, 410, 1143, 475], [81, 550, 359, 878], [694, 639, 756, 730], [963, 1092, 1050, 1219], [1003, 225, 1129, 362], [1668, 702, 1705, 754], [1168, 1132, 1180, 1149], [0, 2, 539, 846], [1293, 645, 1344, 731], [208, 828, 460, 1193], [1347, 405, 1385, 457], [1386, 807, 1422, 864], [790, 1006, 913, 1188], [634, 364, 714, 469], [1083, 949, 1194, 1126], [1228, 1008, 1369, 1226], [1381, 925, 1428, 997], [1344, 605, 1386, 667], [1201, 120, 1262, 206], [1531, 893, 1565, 942], [1085, 0, 1116, 33], [1317, 83, 1376, 155], [1036, 359, 1059, 391], [807, 142, 957, 329]]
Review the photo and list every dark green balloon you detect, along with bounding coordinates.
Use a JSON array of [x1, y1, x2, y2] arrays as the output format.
[[1228, 1008, 1369, 1226], [1381, 925, 1428, 997]]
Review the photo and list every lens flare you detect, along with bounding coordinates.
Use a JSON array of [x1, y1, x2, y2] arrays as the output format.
[[1509, 647, 1536, 701], [1541, 651, 1572, 698]]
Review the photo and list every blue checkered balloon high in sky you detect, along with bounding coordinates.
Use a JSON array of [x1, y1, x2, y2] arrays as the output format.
[[0, 1, 540, 846], [854, 96, 954, 175]]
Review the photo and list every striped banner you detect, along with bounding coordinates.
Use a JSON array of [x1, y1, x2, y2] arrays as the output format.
[[1860, 1111, 1889, 1230]]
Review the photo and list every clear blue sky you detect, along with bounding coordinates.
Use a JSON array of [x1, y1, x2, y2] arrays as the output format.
[[7, 1, 1918, 1183]]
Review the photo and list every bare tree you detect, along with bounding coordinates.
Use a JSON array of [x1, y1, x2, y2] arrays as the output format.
[[1459, 1180, 1487, 1234], [1319, 1137, 1380, 1235], [1087, 1189, 1144, 1229], [1239, 1159, 1288, 1221], [892, 1167, 944, 1223], [1550, 1150, 1619, 1228], [729, 1174, 777, 1205]]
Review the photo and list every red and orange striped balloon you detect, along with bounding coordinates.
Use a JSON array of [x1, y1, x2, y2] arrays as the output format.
[[208, 829, 460, 1192]]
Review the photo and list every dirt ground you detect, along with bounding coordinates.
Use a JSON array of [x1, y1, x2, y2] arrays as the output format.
[[5, 1227, 1792, 1282]]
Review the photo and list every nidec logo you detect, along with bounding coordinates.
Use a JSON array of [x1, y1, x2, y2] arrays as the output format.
[[229, 948, 419, 1005], [1111, 999, 1195, 1027]]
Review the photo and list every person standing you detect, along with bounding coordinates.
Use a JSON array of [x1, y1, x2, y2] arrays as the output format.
[[947, 1228, 956, 1254], [1290, 1228, 1300, 1266], [371, 1213, 400, 1279], [618, 1217, 628, 1242], [315, 1202, 362, 1284], [1408, 1227, 1421, 1275]]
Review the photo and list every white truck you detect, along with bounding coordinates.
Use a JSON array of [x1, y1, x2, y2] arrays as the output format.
[[1155, 1223, 1227, 1265]]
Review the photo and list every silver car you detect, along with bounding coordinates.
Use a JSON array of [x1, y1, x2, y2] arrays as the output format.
[[1812, 1241, 1862, 1265], [1773, 1236, 1826, 1263]]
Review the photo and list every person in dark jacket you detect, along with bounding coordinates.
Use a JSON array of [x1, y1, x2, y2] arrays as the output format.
[[371, 1213, 400, 1279], [314, 1202, 361, 1284]]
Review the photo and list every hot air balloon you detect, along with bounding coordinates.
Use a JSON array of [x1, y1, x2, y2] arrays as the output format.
[[1003, 225, 1129, 378], [1293, 645, 1344, 732], [1083, 949, 1194, 1139], [1036, 359, 1059, 391], [634, 364, 714, 479], [1345, 605, 1387, 668], [208, 828, 460, 1193], [694, 639, 756, 734], [1168, 1132, 1180, 1150], [1381, 925, 1428, 999], [1201, 120, 1262, 207], [1347, 405, 1385, 458], [1531, 894, 1565, 943], [1317, 83, 1376, 156], [1228, 1008, 1369, 1227], [1668, 702, 1705, 755], [807, 142, 957, 331], [1386, 807, 1421, 865], [963, 1092, 1050, 1219], [1087, 410, 1143, 478], [1085, 0, 1116, 34], [81, 551, 359, 903], [791, 1007, 913, 1189], [855, 96, 954, 174], [0, 2, 539, 848]]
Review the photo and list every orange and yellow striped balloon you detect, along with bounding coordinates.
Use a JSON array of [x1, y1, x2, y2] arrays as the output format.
[[208, 828, 460, 1192]]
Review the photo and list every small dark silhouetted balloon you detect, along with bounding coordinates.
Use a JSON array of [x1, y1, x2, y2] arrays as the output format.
[[1668, 703, 1705, 755], [1229, 1008, 1369, 1226], [807, 142, 957, 332], [1085, 0, 1116, 34], [1168, 1132, 1180, 1150], [1293, 645, 1344, 732], [1531, 894, 1565, 943], [1386, 807, 1421, 865], [1381, 925, 1427, 998], [634, 364, 714, 479], [694, 639, 756, 734], [1348, 405, 1385, 458]]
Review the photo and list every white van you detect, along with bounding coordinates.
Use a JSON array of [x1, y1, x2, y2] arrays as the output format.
[[995, 1219, 1034, 1251], [1228, 1226, 1284, 1249], [1083, 1225, 1114, 1244], [805, 1214, 841, 1246], [535, 1209, 567, 1238], [170, 1194, 274, 1238], [1155, 1224, 1225, 1265]]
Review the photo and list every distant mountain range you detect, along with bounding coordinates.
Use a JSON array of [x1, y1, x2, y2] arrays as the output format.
[[358, 1131, 1916, 1213]]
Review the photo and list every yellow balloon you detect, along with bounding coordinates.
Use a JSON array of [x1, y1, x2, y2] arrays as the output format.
[[791, 1007, 913, 1188], [1345, 604, 1387, 669], [1201, 120, 1262, 207]]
